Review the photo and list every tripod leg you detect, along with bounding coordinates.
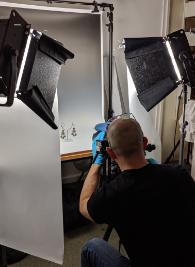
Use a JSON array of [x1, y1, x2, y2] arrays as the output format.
[[118, 239, 122, 252], [165, 140, 180, 164], [103, 225, 113, 241]]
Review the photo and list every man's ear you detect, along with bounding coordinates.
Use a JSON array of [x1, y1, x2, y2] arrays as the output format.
[[106, 147, 117, 160], [143, 136, 148, 150]]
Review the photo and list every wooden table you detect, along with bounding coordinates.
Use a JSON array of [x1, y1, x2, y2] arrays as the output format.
[[61, 150, 92, 162]]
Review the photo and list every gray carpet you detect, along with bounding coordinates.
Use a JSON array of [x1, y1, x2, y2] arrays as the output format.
[[11, 224, 123, 267]]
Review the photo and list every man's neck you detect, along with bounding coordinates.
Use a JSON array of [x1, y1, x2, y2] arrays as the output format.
[[117, 155, 148, 172]]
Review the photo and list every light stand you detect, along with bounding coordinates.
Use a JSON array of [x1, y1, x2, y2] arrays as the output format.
[[177, 48, 195, 166], [165, 30, 195, 167], [178, 29, 195, 167], [106, 5, 114, 119], [179, 83, 188, 166], [0, 247, 7, 267]]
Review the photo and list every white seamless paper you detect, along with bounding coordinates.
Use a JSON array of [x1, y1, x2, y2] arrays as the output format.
[[0, 96, 64, 264], [0, 4, 104, 263]]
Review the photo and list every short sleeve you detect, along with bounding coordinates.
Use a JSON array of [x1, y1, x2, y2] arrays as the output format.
[[87, 181, 117, 224]]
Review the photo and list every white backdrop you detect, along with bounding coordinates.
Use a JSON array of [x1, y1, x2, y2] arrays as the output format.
[[0, 96, 64, 264], [0, 3, 103, 264], [57, 12, 104, 154]]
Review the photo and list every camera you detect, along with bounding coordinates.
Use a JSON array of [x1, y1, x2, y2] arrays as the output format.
[[96, 139, 109, 154], [96, 139, 156, 156]]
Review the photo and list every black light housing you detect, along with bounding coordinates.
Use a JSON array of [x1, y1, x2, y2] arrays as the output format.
[[0, 10, 30, 106], [124, 29, 195, 111], [167, 29, 195, 87], [0, 10, 74, 129]]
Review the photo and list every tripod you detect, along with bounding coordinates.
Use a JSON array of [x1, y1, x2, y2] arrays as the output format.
[[101, 156, 123, 250]]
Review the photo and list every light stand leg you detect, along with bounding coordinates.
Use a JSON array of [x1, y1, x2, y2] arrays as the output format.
[[165, 140, 180, 164], [0, 246, 7, 267], [179, 84, 188, 167]]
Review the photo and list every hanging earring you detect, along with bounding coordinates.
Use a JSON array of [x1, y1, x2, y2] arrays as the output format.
[[71, 125, 77, 137], [60, 125, 66, 139]]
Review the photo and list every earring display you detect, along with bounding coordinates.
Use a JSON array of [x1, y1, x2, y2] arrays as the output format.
[[60, 123, 77, 142]]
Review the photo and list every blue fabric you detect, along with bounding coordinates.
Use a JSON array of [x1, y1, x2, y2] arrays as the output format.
[[92, 131, 106, 165], [95, 123, 109, 132], [95, 121, 112, 132], [81, 238, 131, 267]]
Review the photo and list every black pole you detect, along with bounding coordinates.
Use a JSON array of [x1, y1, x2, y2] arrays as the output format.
[[179, 83, 188, 167], [47, 0, 93, 5], [103, 225, 113, 241], [103, 5, 114, 242], [34, 0, 113, 10], [106, 5, 114, 119]]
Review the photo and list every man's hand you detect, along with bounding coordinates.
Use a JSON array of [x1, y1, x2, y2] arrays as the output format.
[[92, 131, 106, 165]]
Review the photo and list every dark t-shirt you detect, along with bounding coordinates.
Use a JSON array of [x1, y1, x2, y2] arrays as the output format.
[[87, 164, 195, 267]]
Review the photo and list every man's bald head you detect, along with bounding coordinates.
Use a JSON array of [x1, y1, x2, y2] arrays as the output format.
[[107, 118, 144, 158]]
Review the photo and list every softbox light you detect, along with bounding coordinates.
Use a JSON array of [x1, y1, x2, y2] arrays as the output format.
[[0, 10, 74, 129], [167, 30, 195, 87], [124, 29, 193, 111]]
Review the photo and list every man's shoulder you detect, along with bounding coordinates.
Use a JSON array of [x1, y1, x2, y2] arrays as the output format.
[[119, 163, 185, 176], [144, 163, 187, 174], [117, 163, 193, 184], [151, 164, 189, 176], [144, 164, 195, 189]]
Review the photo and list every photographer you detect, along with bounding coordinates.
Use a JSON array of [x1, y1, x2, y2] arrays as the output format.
[[79, 118, 195, 267]]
